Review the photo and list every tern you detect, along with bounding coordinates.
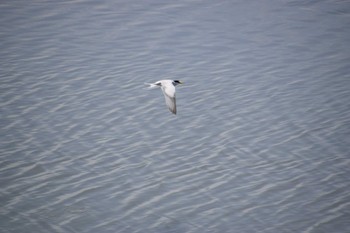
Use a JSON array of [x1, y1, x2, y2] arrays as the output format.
[[146, 80, 183, 114]]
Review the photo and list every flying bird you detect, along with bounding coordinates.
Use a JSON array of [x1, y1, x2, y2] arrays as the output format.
[[146, 80, 183, 114]]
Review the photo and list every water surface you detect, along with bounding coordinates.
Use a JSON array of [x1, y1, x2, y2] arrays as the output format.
[[1, 1, 350, 232]]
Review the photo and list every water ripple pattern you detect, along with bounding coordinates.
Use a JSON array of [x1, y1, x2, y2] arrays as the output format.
[[1, 1, 350, 233]]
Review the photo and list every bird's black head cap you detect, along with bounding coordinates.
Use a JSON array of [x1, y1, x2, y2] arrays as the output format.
[[173, 80, 183, 85]]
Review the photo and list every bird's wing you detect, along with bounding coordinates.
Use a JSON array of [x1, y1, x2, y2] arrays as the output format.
[[161, 84, 176, 114]]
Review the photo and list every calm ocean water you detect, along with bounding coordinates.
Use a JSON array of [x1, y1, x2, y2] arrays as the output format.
[[1, 1, 350, 232]]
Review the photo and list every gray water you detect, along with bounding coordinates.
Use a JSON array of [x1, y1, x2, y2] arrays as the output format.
[[1, 1, 350, 232]]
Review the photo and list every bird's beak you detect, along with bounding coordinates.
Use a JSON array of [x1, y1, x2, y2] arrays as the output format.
[[179, 81, 184, 84]]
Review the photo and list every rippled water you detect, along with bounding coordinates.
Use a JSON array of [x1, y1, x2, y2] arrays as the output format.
[[1, 1, 350, 232]]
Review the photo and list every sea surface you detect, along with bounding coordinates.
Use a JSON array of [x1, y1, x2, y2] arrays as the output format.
[[1, 1, 350, 232]]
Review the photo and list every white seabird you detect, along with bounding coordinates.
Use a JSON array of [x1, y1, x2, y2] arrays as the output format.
[[146, 80, 183, 114]]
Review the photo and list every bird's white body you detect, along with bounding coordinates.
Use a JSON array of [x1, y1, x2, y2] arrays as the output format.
[[146, 79, 183, 114]]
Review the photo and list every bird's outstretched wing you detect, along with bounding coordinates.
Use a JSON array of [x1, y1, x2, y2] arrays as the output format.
[[161, 84, 176, 114]]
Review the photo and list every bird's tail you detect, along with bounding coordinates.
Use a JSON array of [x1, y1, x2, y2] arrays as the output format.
[[144, 83, 158, 89]]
